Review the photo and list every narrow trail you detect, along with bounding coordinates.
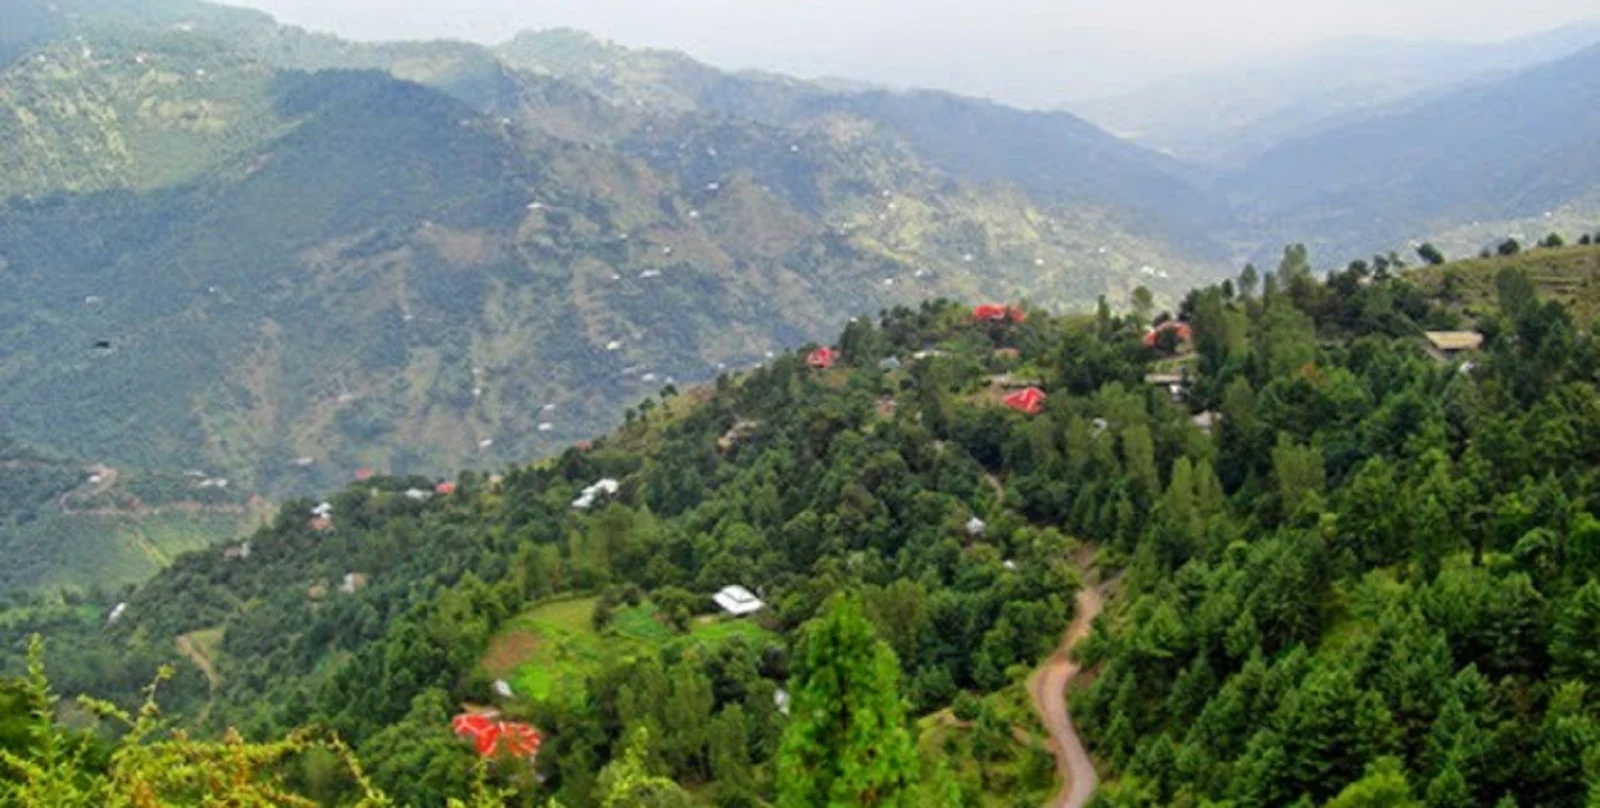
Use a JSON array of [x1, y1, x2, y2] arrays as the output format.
[[176, 629, 222, 725], [1027, 579, 1107, 808]]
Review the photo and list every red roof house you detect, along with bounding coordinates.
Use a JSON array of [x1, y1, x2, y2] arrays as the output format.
[[354, 467, 375, 481], [452, 712, 543, 761], [973, 304, 1027, 323], [1003, 387, 1047, 415], [436, 481, 457, 495], [806, 346, 837, 369], [1142, 321, 1193, 349], [973, 303, 1009, 321]]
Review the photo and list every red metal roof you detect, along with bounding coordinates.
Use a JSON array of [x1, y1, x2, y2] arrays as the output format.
[[1003, 387, 1046, 415], [973, 304, 1027, 323], [806, 346, 836, 369], [354, 467, 375, 481], [1142, 321, 1192, 348], [452, 712, 543, 760], [436, 481, 457, 495]]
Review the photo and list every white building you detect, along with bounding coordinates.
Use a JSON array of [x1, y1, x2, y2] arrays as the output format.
[[713, 585, 764, 616], [572, 478, 621, 510]]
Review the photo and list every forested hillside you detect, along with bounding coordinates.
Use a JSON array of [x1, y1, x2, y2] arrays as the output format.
[[0, 0, 1222, 501], [10, 240, 1600, 805], [0, 438, 266, 597]]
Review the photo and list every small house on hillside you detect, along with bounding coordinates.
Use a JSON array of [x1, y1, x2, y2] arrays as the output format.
[[713, 585, 764, 616], [806, 346, 837, 369], [1143, 321, 1193, 351], [1003, 387, 1047, 415], [1423, 331, 1484, 362], [718, 419, 759, 452], [452, 712, 542, 762], [1145, 373, 1187, 400], [572, 478, 621, 510], [989, 373, 1043, 390]]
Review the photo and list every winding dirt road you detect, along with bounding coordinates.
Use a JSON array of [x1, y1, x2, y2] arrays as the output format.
[[1027, 584, 1106, 808]]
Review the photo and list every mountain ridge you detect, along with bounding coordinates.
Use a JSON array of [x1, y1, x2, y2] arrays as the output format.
[[0, 13, 1222, 504], [1070, 18, 1600, 164]]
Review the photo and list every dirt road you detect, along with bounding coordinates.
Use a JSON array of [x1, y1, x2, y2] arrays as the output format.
[[1027, 584, 1106, 808]]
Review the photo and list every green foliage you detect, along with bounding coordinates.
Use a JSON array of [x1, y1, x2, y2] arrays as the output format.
[[777, 594, 921, 807], [1324, 757, 1422, 808], [0, 635, 391, 807], [1416, 243, 1446, 266]]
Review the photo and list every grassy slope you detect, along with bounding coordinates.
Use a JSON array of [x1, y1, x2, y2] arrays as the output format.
[[1406, 243, 1600, 322], [8, 510, 257, 594], [486, 596, 772, 708]]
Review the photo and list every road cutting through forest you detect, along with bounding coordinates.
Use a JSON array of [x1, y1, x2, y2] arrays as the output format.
[[1028, 581, 1106, 808]]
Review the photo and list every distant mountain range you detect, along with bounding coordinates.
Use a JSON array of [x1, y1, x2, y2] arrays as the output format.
[[1221, 40, 1600, 257], [1070, 20, 1600, 165]]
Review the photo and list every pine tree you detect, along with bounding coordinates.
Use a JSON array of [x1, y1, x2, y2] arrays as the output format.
[[777, 594, 921, 807], [709, 706, 755, 800], [1324, 756, 1422, 807], [596, 728, 695, 808], [1416, 243, 1446, 266], [1551, 580, 1600, 683]]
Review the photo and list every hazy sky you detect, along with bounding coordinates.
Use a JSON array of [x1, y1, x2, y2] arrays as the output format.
[[236, 0, 1598, 106]]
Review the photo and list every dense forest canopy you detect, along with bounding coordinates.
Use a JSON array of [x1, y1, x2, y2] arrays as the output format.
[[7, 240, 1600, 806]]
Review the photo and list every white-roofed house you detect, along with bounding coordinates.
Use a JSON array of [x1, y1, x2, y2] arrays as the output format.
[[713, 585, 764, 616]]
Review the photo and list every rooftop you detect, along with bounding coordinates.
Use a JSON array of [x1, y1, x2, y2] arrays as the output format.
[[713, 585, 764, 616], [1424, 331, 1484, 352]]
